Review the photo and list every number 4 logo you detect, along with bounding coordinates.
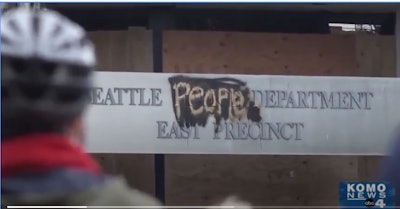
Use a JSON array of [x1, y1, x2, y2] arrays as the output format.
[[376, 199, 386, 208]]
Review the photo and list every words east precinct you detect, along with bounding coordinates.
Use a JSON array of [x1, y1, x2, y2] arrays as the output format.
[[157, 120, 304, 140]]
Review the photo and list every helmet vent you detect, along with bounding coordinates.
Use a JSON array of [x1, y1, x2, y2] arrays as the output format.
[[32, 13, 40, 36], [51, 24, 62, 37], [79, 37, 90, 47], [58, 41, 73, 50], [1, 35, 12, 45], [7, 19, 21, 34]]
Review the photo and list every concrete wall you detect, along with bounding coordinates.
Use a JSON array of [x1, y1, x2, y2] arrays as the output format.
[[88, 29, 396, 205]]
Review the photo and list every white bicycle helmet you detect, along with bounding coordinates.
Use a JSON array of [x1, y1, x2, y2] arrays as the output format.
[[1, 7, 96, 138]]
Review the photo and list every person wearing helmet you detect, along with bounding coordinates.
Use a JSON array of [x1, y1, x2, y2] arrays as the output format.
[[1, 7, 162, 207]]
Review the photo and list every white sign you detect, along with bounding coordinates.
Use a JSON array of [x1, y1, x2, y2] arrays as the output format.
[[84, 72, 400, 155]]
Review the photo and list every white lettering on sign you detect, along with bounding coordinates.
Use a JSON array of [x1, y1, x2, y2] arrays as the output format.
[[346, 183, 387, 200]]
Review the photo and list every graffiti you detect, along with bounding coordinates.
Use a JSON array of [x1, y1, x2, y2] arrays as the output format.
[[168, 75, 262, 133]]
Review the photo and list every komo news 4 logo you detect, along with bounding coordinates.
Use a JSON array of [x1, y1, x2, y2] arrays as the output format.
[[339, 182, 395, 208]]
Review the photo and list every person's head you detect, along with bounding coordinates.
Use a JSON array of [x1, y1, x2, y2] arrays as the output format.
[[1, 7, 96, 142]]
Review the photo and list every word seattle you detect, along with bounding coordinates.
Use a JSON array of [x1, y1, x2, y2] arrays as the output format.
[[89, 87, 163, 106]]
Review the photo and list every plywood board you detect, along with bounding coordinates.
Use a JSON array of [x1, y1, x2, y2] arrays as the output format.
[[164, 155, 384, 206], [355, 35, 396, 77], [88, 29, 153, 72], [165, 155, 360, 206], [163, 31, 357, 76], [88, 29, 155, 195], [357, 156, 385, 181], [162, 31, 393, 206]]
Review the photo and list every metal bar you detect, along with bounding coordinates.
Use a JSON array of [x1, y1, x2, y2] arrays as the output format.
[[149, 10, 175, 204]]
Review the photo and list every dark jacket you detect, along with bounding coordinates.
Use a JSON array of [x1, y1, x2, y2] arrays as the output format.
[[2, 170, 162, 207]]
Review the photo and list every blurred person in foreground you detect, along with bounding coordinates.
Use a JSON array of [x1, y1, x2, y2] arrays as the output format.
[[1, 6, 162, 207], [1, 7, 252, 208]]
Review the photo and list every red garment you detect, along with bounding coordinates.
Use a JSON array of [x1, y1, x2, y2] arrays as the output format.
[[2, 134, 101, 178]]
